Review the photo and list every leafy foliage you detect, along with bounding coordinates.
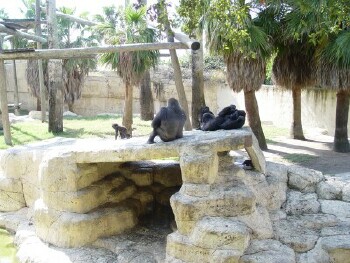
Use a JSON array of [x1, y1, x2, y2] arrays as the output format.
[[179, 0, 272, 59], [21, 2, 98, 106], [97, 5, 159, 86]]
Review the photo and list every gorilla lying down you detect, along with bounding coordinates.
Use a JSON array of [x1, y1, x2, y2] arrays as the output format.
[[198, 104, 246, 131], [147, 98, 186, 144]]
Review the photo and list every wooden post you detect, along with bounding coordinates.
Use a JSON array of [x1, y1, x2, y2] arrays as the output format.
[[191, 45, 205, 129], [47, 0, 63, 133], [36, 0, 46, 122], [0, 59, 12, 145]]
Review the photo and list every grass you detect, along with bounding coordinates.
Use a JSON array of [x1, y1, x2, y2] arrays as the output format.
[[283, 153, 317, 164], [0, 115, 153, 150], [0, 229, 18, 263], [0, 115, 291, 150]]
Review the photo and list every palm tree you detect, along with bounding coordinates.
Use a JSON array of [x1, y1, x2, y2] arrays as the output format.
[[270, 0, 350, 152], [23, 3, 98, 112], [179, 0, 271, 149], [271, 44, 315, 140], [317, 34, 350, 152], [135, 0, 154, 121], [98, 5, 159, 134]]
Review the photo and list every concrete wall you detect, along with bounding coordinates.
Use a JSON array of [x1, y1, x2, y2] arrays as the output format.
[[3, 62, 347, 136]]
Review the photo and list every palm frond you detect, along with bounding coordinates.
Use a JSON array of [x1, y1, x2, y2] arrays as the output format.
[[319, 31, 350, 70]]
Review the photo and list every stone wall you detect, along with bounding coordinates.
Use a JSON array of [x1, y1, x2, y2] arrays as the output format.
[[3, 62, 349, 135]]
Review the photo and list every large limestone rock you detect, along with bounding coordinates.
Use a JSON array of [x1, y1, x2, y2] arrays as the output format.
[[166, 231, 242, 263], [288, 165, 324, 193], [171, 185, 256, 235], [237, 205, 273, 239], [240, 239, 296, 263], [190, 217, 250, 251], [273, 219, 319, 252], [320, 235, 350, 263], [0, 177, 26, 211], [320, 200, 350, 218], [284, 191, 320, 215], [42, 174, 136, 213], [34, 199, 137, 247]]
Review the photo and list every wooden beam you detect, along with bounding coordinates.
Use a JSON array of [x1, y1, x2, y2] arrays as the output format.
[[0, 42, 188, 60], [0, 59, 12, 145], [174, 32, 200, 51], [0, 24, 47, 43], [56, 11, 98, 26]]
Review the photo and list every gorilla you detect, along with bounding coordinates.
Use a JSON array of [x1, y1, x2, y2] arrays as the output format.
[[147, 98, 187, 144], [112, 123, 131, 140], [198, 106, 214, 124], [199, 104, 246, 131]]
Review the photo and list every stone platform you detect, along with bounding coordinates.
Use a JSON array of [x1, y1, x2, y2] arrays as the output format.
[[0, 129, 263, 248], [1, 128, 350, 263]]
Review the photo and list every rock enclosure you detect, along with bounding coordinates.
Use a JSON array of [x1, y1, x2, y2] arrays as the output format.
[[0, 129, 349, 262]]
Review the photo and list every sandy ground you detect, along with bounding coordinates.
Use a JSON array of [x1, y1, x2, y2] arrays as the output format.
[[263, 130, 350, 175]]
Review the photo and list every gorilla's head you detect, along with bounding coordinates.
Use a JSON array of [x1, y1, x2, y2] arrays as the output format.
[[202, 112, 215, 123], [200, 106, 210, 114], [168, 98, 180, 108]]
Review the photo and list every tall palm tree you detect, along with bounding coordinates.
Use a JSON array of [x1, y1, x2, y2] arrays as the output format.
[[255, 3, 316, 140], [24, 4, 98, 112], [56, 7, 98, 112], [98, 5, 159, 134], [135, 0, 154, 121], [272, 44, 315, 140], [270, 0, 350, 152], [179, 0, 271, 149], [317, 34, 350, 152]]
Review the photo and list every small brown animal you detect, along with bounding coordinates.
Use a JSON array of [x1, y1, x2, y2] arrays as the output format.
[[112, 124, 131, 140]]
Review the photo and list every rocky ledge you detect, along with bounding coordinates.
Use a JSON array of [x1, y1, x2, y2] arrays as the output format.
[[0, 128, 349, 263]]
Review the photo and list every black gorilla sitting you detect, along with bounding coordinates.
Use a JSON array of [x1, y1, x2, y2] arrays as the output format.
[[199, 104, 246, 131], [147, 98, 186, 144]]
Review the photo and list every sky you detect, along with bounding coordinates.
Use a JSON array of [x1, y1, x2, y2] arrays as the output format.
[[0, 0, 146, 18]]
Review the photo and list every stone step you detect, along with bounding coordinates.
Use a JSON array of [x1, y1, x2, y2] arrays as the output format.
[[166, 231, 241, 263], [34, 199, 137, 247], [171, 185, 256, 235], [190, 216, 250, 252], [42, 174, 136, 213]]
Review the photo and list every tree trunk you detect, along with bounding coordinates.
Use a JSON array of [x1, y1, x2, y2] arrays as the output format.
[[191, 45, 205, 129], [47, 0, 64, 133], [122, 81, 133, 135], [244, 90, 267, 150], [0, 59, 12, 145], [140, 70, 154, 120], [291, 87, 305, 140], [333, 90, 350, 153], [48, 59, 64, 133], [11, 60, 20, 115], [37, 97, 41, 111]]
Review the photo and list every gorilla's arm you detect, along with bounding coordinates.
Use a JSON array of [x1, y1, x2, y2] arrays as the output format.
[[218, 105, 236, 117], [151, 107, 167, 129]]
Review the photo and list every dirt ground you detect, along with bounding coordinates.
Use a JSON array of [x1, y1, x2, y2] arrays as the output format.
[[263, 130, 350, 175]]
